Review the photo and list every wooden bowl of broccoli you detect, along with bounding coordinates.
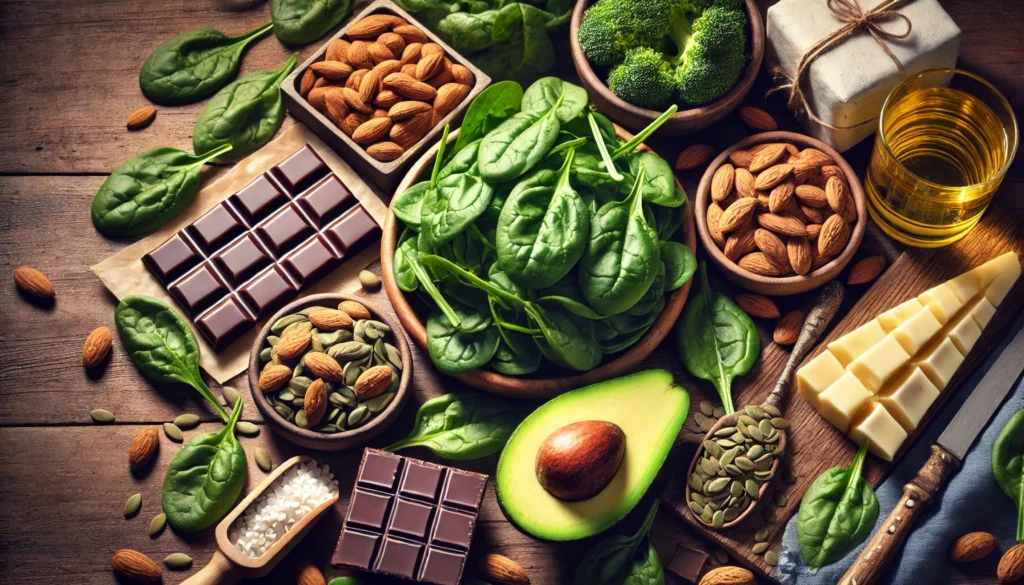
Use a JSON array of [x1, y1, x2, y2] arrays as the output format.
[[569, 0, 764, 135]]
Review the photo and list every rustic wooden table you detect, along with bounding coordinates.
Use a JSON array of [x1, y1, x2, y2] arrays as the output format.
[[1, 1, 1020, 584]]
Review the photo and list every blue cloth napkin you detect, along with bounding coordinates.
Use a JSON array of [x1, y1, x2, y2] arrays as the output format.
[[778, 313, 1024, 585]]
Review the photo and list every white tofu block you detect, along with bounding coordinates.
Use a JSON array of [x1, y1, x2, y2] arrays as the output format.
[[798, 350, 846, 409], [829, 320, 886, 367], [913, 337, 964, 390], [985, 265, 1021, 306], [891, 308, 943, 356], [878, 299, 925, 333], [848, 334, 912, 392], [848, 401, 908, 461], [818, 372, 873, 433], [948, 313, 982, 356], [972, 252, 1021, 289], [878, 367, 940, 431], [918, 283, 964, 325], [969, 297, 996, 329]]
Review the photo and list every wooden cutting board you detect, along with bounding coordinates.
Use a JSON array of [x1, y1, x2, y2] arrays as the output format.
[[661, 202, 1024, 579]]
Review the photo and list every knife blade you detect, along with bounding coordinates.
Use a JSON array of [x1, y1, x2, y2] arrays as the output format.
[[839, 325, 1024, 585]]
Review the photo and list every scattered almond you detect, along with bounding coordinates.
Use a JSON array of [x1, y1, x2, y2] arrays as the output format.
[[416, 52, 445, 81], [339, 300, 372, 320], [373, 59, 403, 79], [734, 167, 756, 198], [341, 112, 370, 137], [734, 293, 779, 319], [326, 38, 349, 62], [738, 106, 778, 132], [309, 308, 354, 331], [675, 145, 714, 171], [700, 565, 756, 585], [374, 89, 402, 109], [13, 266, 55, 298], [259, 364, 292, 392], [950, 532, 997, 563], [303, 352, 344, 382], [297, 560, 327, 585], [112, 549, 162, 583], [367, 141, 405, 162], [83, 326, 113, 367], [400, 43, 423, 65], [341, 87, 372, 114], [795, 184, 829, 207], [308, 86, 330, 112], [304, 379, 328, 426], [421, 42, 444, 56], [391, 111, 433, 149], [711, 163, 735, 202], [346, 40, 373, 69], [384, 72, 437, 100], [324, 88, 350, 125], [806, 223, 822, 240], [378, 32, 406, 57], [368, 42, 394, 64], [126, 106, 158, 131], [999, 544, 1024, 583], [478, 553, 530, 585], [353, 365, 392, 400], [129, 426, 160, 470], [774, 310, 804, 345], [275, 328, 312, 360], [847, 255, 886, 285]]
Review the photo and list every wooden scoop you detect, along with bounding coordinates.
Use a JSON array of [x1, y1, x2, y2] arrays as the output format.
[[684, 281, 844, 529], [182, 455, 340, 585]]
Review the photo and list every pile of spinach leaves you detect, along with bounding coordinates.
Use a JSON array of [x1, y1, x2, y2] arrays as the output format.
[[391, 77, 694, 377]]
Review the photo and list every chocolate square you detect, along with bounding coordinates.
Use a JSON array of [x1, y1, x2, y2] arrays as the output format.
[[400, 461, 444, 503], [323, 205, 380, 255], [281, 236, 338, 287], [254, 204, 315, 258], [168, 263, 228, 317], [143, 233, 202, 285], [387, 498, 434, 541], [230, 174, 289, 224], [374, 537, 423, 579], [347, 489, 392, 531], [211, 234, 272, 287], [430, 508, 475, 551], [296, 174, 355, 228], [667, 544, 709, 583], [441, 471, 487, 511], [272, 145, 328, 194], [332, 529, 380, 570], [195, 296, 254, 350], [358, 450, 403, 491], [187, 203, 247, 254], [238, 266, 296, 318], [418, 547, 466, 585]]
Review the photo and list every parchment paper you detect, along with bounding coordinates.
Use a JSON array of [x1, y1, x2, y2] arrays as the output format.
[[92, 124, 389, 383]]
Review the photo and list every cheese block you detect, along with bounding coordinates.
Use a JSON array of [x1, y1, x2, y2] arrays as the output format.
[[986, 260, 1022, 305], [797, 350, 846, 408], [848, 401, 908, 461], [878, 367, 940, 431], [891, 308, 943, 355], [913, 337, 964, 390], [918, 283, 963, 325], [948, 310, 982, 355], [818, 372, 873, 433], [828, 320, 886, 367], [969, 298, 996, 329], [847, 334, 911, 393], [877, 298, 925, 332]]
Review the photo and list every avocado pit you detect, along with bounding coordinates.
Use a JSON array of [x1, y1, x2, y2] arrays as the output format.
[[535, 420, 625, 502]]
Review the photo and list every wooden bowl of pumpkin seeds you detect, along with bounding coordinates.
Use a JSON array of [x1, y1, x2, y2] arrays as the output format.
[[248, 294, 412, 450]]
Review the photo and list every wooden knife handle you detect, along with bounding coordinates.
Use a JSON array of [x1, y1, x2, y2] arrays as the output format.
[[838, 445, 960, 585]]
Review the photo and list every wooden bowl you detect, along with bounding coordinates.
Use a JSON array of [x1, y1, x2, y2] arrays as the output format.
[[569, 0, 765, 136], [247, 294, 413, 450], [380, 128, 697, 399], [695, 132, 867, 295]]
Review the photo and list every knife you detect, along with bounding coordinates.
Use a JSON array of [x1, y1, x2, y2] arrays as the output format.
[[839, 326, 1024, 585]]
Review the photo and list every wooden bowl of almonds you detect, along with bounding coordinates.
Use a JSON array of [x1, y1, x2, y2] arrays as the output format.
[[695, 131, 866, 295], [248, 293, 412, 451]]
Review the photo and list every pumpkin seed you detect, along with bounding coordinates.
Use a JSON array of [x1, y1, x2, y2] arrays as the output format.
[[274, 403, 294, 419], [329, 341, 371, 361], [348, 406, 370, 428], [695, 412, 714, 432], [699, 400, 715, 416], [236, 421, 260, 437], [164, 553, 193, 569], [752, 542, 769, 554], [705, 477, 730, 494], [385, 343, 402, 370], [770, 417, 789, 429], [763, 404, 781, 417], [755, 470, 775, 481], [330, 390, 357, 409], [260, 347, 273, 362], [701, 507, 713, 523], [755, 526, 771, 542], [295, 410, 309, 428], [692, 493, 706, 507], [124, 493, 142, 518], [714, 426, 736, 438], [717, 439, 736, 449], [730, 481, 744, 498], [311, 336, 324, 352], [315, 330, 349, 347], [387, 371, 400, 393], [343, 361, 363, 386], [291, 396, 306, 408], [221, 386, 240, 406], [759, 419, 774, 437], [748, 425, 764, 441], [172, 413, 200, 429], [289, 376, 313, 393], [278, 390, 296, 402], [297, 307, 318, 316], [688, 473, 704, 492], [703, 440, 723, 458], [765, 551, 779, 566], [774, 492, 788, 507], [363, 392, 395, 414], [714, 548, 730, 564], [720, 447, 740, 467], [700, 458, 717, 476], [754, 456, 773, 471], [283, 320, 314, 336], [359, 270, 380, 288], [739, 415, 757, 427], [254, 447, 272, 472], [744, 479, 760, 498], [723, 507, 741, 522], [293, 361, 305, 378], [745, 405, 767, 420], [723, 464, 743, 477], [763, 506, 777, 523], [149, 513, 166, 537], [783, 466, 798, 484], [266, 335, 281, 347], [271, 314, 307, 334], [688, 501, 705, 516], [163, 422, 183, 442], [712, 510, 724, 527], [90, 408, 115, 423]]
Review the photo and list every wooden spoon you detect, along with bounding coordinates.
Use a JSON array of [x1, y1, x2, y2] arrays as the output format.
[[182, 455, 339, 584], [684, 281, 844, 529]]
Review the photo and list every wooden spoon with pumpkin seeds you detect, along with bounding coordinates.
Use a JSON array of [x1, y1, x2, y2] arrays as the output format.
[[684, 281, 844, 529]]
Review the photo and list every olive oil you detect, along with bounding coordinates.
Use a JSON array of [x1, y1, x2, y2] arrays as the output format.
[[866, 71, 1016, 247]]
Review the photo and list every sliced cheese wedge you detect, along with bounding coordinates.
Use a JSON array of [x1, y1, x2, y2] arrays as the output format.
[[969, 297, 996, 329], [848, 401, 907, 462], [828, 320, 886, 367], [972, 251, 1021, 290], [913, 337, 964, 391], [878, 367, 940, 431], [918, 283, 963, 325], [948, 310, 982, 356], [986, 260, 1022, 305], [797, 350, 846, 409], [891, 308, 943, 356], [878, 298, 925, 332], [818, 372, 873, 433], [847, 334, 911, 393]]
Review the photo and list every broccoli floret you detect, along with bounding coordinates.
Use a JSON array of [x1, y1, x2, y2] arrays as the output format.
[[675, 45, 746, 105], [577, 0, 676, 67], [674, 5, 748, 105], [608, 48, 678, 110]]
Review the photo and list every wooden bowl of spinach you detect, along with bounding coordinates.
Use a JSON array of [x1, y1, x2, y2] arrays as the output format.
[[381, 79, 698, 399]]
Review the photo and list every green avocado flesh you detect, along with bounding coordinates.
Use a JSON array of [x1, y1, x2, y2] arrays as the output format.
[[496, 369, 689, 541]]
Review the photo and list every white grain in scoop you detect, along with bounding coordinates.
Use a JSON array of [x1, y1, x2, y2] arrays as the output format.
[[228, 460, 338, 558]]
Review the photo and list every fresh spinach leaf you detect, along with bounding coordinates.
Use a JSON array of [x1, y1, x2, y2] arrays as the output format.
[[579, 166, 660, 316], [537, 295, 604, 320], [574, 501, 660, 585], [661, 242, 696, 291], [656, 200, 686, 240], [384, 392, 531, 459], [162, 396, 247, 532], [478, 104, 562, 183], [450, 81, 524, 160], [426, 305, 500, 374], [602, 325, 653, 354], [140, 23, 274, 105], [115, 295, 229, 422], [797, 441, 879, 570], [393, 230, 420, 292], [193, 54, 297, 162], [271, 0, 352, 45], [392, 181, 430, 232], [490, 336, 542, 375], [676, 263, 758, 414], [522, 77, 589, 123], [422, 160, 494, 249], [993, 408, 1024, 542], [532, 305, 603, 371], [624, 541, 665, 585], [92, 144, 232, 237], [626, 152, 685, 208], [497, 149, 590, 289], [438, 10, 498, 52]]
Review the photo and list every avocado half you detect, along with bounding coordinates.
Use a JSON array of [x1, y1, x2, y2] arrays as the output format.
[[495, 369, 689, 541]]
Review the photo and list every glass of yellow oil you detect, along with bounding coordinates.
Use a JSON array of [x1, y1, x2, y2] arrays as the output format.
[[865, 69, 1018, 247]]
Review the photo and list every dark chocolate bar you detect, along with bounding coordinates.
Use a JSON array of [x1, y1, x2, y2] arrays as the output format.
[[332, 449, 488, 585], [142, 145, 380, 349]]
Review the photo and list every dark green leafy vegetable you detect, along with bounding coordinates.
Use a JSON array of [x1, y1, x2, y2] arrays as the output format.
[[522, 77, 590, 123], [676, 263, 758, 414], [162, 396, 247, 532], [392, 182, 429, 232], [660, 242, 696, 291], [490, 336, 543, 375], [271, 0, 352, 45], [449, 80, 524, 160], [478, 101, 562, 183], [92, 144, 232, 237], [422, 147, 494, 249], [993, 408, 1024, 542], [384, 392, 531, 459], [533, 305, 603, 371], [624, 541, 665, 585], [115, 295, 229, 422], [139, 23, 274, 105], [193, 54, 298, 162], [628, 151, 684, 207], [426, 305, 500, 374], [797, 441, 879, 570], [574, 501, 661, 585]]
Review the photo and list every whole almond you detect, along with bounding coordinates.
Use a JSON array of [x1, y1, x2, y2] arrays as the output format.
[[341, 112, 370, 137], [478, 553, 530, 585], [341, 87, 373, 114], [310, 61, 353, 80], [368, 42, 394, 64], [304, 379, 329, 426], [754, 164, 793, 191], [783, 198, 809, 224], [377, 32, 406, 57], [707, 202, 726, 247], [127, 106, 158, 131], [826, 176, 854, 219], [14, 266, 55, 298], [719, 198, 759, 233], [452, 63, 474, 85], [724, 223, 757, 262], [738, 106, 778, 132], [354, 365, 393, 400], [793, 160, 821, 185], [394, 24, 429, 44], [384, 72, 437, 101], [788, 236, 812, 275], [756, 194, 770, 211], [373, 59, 403, 79], [303, 352, 344, 382], [259, 364, 292, 392], [400, 43, 423, 65], [774, 310, 805, 345], [299, 68, 317, 96], [129, 426, 160, 469], [401, 63, 418, 77], [297, 560, 327, 585], [421, 43, 444, 56], [750, 143, 787, 173], [821, 164, 844, 180], [347, 14, 405, 39], [806, 223, 822, 240], [739, 252, 784, 276], [346, 69, 367, 91], [324, 88, 350, 125], [728, 150, 754, 168], [847, 255, 886, 285], [309, 308, 354, 331], [373, 108, 389, 119], [812, 248, 834, 269], [112, 549, 162, 583], [391, 111, 433, 149], [801, 204, 828, 224], [799, 148, 833, 166], [83, 326, 113, 367], [358, 68, 384, 107], [734, 167, 756, 198], [275, 328, 312, 360], [950, 532, 997, 563], [339, 300, 372, 320], [374, 89, 402, 109], [353, 117, 393, 145], [326, 38, 349, 62], [711, 163, 735, 202], [754, 228, 789, 272], [434, 82, 471, 118], [768, 178, 795, 213], [818, 214, 850, 256], [998, 543, 1024, 583], [347, 41, 373, 69], [308, 86, 330, 112], [367, 142, 405, 162], [675, 145, 714, 171], [699, 565, 755, 585], [734, 293, 780, 319], [749, 143, 773, 156], [389, 100, 431, 120], [416, 52, 445, 81], [428, 66, 456, 91], [795, 184, 829, 207], [758, 213, 806, 237]]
